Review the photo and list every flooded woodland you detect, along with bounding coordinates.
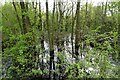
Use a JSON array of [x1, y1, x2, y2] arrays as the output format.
[[1, 0, 120, 80]]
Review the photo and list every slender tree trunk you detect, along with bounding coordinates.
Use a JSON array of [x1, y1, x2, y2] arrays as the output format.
[[52, 1, 55, 79], [101, 2, 108, 32], [46, 0, 50, 79], [20, 1, 27, 34], [46, 1, 54, 79], [37, 1, 45, 76], [83, 0, 88, 28], [75, 0, 80, 60], [38, 0, 42, 30], [74, 1, 81, 77], [108, 4, 116, 28], [56, 4, 60, 52], [32, 1, 37, 26], [103, 2, 107, 26], [104, 2, 107, 17], [58, 1, 63, 32], [20, 0, 31, 34], [101, 2, 107, 26], [71, 2, 75, 57], [41, 21, 45, 73], [117, 1, 120, 61], [12, 1, 23, 34], [55, 5, 61, 79], [58, 1, 65, 79], [25, 2, 31, 30]]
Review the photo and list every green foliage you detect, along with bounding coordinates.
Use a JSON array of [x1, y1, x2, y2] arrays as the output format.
[[1, 1, 119, 79], [65, 28, 119, 79], [32, 68, 42, 75], [2, 33, 29, 78]]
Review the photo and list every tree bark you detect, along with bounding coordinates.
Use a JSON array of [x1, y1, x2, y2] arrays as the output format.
[[46, 1, 54, 80], [117, 1, 120, 61], [58, 1, 64, 80], [32, 1, 37, 26], [38, 0, 42, 30], [52, 1, 55, 80], [83, 0, 88, 28], [12, 1, 23, 34], [20, 1, 27, 34], [58, 1, 64, 32], [71, 2, 75, 57], [20, 0, 31, 34], [75, 0, 80, 60]]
